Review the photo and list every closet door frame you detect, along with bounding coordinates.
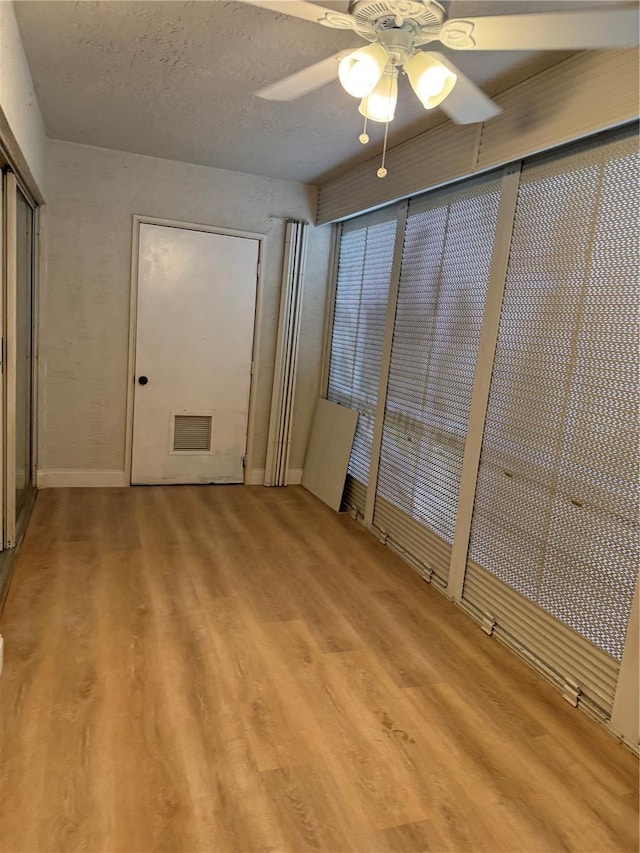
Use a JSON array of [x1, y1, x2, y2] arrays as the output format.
[[3, 169, 37, 549], [0, 171, 6, 550], [3, 170, 15, 548]]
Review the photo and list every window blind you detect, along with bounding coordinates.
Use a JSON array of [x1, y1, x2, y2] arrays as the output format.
[[465, 129, 639, 716], [374, 176, 501, 582], [327, 208, 398, 515]]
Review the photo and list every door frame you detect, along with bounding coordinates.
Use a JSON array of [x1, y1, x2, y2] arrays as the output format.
[[125, 215, 265, 486]]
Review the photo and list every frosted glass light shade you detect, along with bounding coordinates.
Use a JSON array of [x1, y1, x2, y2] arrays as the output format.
[[358, 69, 398, 123], [405, 52, 457, 109], [338, 44, 388, 98]]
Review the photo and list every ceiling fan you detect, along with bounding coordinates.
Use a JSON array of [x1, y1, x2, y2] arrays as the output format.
[[243, 0, 638, 176]]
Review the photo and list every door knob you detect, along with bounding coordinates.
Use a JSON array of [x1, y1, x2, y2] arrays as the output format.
[[138, 376, 149, 385]]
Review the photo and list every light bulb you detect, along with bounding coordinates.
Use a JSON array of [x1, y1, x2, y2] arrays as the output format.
[[417, 66, 448, 98], [358, 69, 398, 123], [405, 52, 457, 110], [338, 44, 388, 98]]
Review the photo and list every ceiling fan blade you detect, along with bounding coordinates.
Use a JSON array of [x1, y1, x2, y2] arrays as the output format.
[[256, 50, 354, 100], [240, 0, 356, 29], [440, 8, 639, 51], [426, 52, 502, 124]]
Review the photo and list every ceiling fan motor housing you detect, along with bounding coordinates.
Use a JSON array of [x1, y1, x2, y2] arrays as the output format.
[[377, 28, 415, 67], [349, 0, 445, 46]]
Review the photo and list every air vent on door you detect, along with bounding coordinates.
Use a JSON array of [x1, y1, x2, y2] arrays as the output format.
[[172, 415, 213, 452]]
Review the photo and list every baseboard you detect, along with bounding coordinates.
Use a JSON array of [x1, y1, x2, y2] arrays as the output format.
[[37, 468, 303, 489], [247, 468, 303, 486], [37, 470, 129, 488]]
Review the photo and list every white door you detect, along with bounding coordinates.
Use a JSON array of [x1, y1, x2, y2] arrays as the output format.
[[131, 223, 259, 485]]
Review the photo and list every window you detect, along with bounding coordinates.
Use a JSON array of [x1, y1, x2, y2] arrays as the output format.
[[324, 125, 639, 717], [374, 177, 500, 579], [468, 132, 639, 662], [327, 210, 397, 512]]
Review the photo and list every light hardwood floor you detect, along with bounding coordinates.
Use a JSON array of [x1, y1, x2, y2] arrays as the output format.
[[0, 486, 637, 853]]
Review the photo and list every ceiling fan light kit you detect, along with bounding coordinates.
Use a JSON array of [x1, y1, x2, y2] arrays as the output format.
[[340, 28, 455, 115], [358, 67, 398, 123], [338, 23, 458, 177], [405, 51, 457, 110], [337, 42, 388, 97], [249, 0, 639, 179]]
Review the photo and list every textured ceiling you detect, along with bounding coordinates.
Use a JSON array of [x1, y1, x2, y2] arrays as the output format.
[[14, 0, 593, 183]]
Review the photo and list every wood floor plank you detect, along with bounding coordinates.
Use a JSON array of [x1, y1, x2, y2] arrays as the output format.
[[0, 485, 637, 853], [372, 818, 451, 853]]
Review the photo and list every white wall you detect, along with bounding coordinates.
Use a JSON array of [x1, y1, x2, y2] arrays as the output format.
[[0, 0, 46, 195], [40, 139, 332, 484], [610, 580, 639, 751]]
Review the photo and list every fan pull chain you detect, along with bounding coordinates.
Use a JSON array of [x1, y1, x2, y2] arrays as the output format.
[[377, 66, 395, 178], [377, 119, 389, 179], [359, 115, 369, 145]]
